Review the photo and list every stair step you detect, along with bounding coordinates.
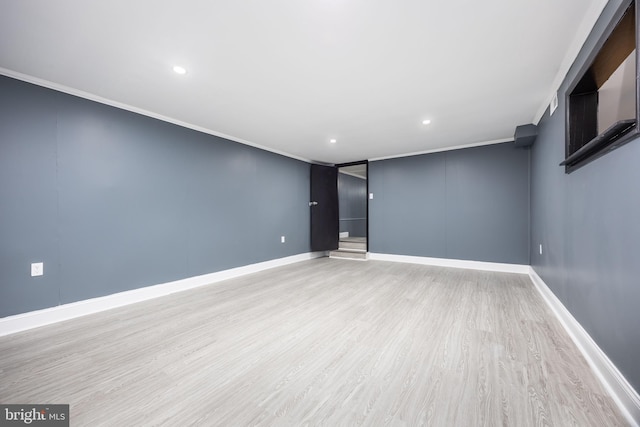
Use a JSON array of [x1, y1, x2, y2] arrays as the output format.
[[330, 249, 368, 260], [339, 241, 367, 250]]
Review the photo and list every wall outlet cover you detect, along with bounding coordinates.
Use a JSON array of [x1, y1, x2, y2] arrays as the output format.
[[31, 262, 44, 277], [281, 236, 285, 243]]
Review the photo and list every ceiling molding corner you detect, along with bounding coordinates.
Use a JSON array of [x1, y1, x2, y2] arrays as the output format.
[[0, 67, 313, 164], [533, 0, 608, 124], [369, 137, 514, 162]]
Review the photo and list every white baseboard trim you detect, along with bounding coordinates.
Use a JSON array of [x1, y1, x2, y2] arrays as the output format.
[[0, 251, 327, 337], [529, 267, 640, 427], [368, 253, 530, 274]]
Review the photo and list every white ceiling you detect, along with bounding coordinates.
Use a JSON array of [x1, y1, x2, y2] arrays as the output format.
[[0, 0, 607, 164]]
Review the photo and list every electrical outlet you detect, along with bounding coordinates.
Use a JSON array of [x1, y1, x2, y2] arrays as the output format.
[[369, 193, 373, 200], [31, 262, 43, 277], [539, 244, 543, 255], [281, 236, 285, 243]]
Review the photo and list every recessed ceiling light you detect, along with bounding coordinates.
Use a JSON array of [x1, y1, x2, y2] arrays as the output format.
[[330, 139, 337, 144], [173, 66, 187, 75], [422, 119, 431, 125]]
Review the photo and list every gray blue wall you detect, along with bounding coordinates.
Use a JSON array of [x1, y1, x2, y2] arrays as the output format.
[[3, 2, 638, 395], [369, 142, 530, 265], [530, 0, 640, 392], [0, 76, 310, 318], [338, 172, 367, 237]]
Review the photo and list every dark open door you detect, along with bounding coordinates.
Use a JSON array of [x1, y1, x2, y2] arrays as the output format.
[[310, 164, 339, 251]]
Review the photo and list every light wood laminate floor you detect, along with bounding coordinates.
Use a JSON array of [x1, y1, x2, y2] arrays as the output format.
[[0, 258, 628, 426]]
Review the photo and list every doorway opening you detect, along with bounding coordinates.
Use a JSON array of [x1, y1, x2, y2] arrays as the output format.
[[331, 162, 368, 260]]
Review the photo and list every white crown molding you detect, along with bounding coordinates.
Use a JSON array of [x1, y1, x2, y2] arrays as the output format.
[[0, 252, 326, 337], [529, 267, 640, 427], [368, 138, 513, 162], [0, 68, 522, 165], [368, 253, 530, 274], [0, 67, 312, 164], [533, 0, 608, 124]]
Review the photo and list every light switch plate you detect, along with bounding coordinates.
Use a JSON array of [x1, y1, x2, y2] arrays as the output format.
[[369, 193, 373, 200], [31, 262, 43, 277]]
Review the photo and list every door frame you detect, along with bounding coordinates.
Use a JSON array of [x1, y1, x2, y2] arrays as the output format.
[[335, 160, 369, 252]]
